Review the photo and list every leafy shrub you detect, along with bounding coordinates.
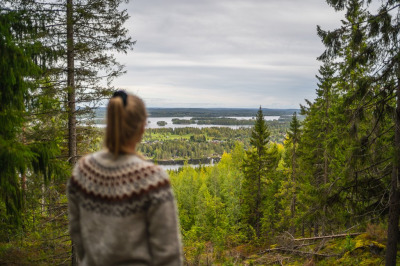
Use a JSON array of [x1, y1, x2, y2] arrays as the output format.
[[343, 235, 355, 252]]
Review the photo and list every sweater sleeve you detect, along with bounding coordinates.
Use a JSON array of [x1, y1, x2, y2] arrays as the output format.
[[67, 179, 85, 262], [146, 187, 183, 266]]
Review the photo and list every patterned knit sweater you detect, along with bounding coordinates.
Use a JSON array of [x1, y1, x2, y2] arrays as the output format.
[[67, 150, 182, 266]]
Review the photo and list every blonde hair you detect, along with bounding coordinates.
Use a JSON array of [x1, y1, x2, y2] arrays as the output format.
[[105, 92, 147, 156]]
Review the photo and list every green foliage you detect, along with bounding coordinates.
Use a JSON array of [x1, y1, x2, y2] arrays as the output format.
[[169, 144, 247, 263], [3, 0, 400, 264], [6, 0, 135, 110], [344, 235, 356, 252], [276, 113, 302, 233], [242, 107, 282, 239], [250, 107, 270, 153], [0, 9, 40, 226]]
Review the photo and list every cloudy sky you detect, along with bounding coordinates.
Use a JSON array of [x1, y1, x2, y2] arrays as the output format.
[[114, 0, 346, 108]]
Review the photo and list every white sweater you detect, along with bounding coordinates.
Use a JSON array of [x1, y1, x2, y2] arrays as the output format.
[[67, 150, 182, 266]]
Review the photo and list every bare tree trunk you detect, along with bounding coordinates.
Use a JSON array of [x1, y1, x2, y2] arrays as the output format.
[[322, 88, 330, 236], [256, 167, 261, 238], [41, 183, 45, 214], [322, 205, 327, 235], [67, 0, 76, 166], [314, 222, 319, 237], [385, 76, 400, 266], [21, 127, 27, 204], [290, 148, 297, 235], [67, 1, 78, 265]]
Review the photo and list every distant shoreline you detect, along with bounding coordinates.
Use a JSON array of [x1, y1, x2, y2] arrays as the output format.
[[150, 157, 221, 165]]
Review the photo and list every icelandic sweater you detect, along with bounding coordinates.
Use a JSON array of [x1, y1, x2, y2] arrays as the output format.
[[67, 150, 183, 266]]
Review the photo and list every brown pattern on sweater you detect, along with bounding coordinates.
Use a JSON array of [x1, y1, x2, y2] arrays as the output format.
[[69, 154, 174, 216]]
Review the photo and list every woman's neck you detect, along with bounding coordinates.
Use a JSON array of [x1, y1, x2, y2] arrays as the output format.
[[122, 142, 137, 154]]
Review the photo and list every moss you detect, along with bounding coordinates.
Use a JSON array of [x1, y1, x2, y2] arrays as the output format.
[[182, 231, 393, 265], [359, 257, 384, 265]]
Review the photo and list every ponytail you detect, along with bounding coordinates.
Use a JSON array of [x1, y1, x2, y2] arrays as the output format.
[[105, 92, 148, 157], [106, 96, 125, 157]]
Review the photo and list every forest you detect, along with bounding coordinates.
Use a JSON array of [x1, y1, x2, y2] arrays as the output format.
[[1, 0, 400, 265], [139, 124, 289, 161]]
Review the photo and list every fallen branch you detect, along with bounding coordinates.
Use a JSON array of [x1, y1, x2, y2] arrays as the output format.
[[260, 247, 339, 258], [258, 243, 313, 255], [282, 248, 339, 257], [46, 234, 70, 241], [293, 233, 361, 241], [258, 247, 282, 254], [268, 256, 290, 265]]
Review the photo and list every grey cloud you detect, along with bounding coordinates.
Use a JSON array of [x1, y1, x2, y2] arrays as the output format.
[[115, 0, 346, 108]]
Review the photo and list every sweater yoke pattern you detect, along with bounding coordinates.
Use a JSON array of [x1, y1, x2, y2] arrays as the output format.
[[68, 154, 173, 217]]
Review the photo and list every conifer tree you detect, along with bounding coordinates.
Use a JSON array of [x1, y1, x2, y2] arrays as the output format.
[[5, 0, 135, 165], [260, 143, 281, 236], [0, 10, 37, 226], [283, 113, 301, 235], [297, 60, 340, 236], [319, 1, 400, 262], [242, 107, 272, 239], [0, 9, 68, 230], [297, 0, 382, 238]]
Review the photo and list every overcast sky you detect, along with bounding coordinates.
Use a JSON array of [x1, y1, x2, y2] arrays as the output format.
[[114, 0, 347, 108]]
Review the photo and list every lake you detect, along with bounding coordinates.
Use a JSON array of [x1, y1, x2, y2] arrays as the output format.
[[93, 116, 280, 129], [159, 163, 213, 171]]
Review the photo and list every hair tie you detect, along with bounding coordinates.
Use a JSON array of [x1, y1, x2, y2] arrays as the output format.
[[112, 90, 128, 107]]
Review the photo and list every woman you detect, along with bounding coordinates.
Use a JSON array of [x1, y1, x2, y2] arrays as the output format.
[[67, 91, 182, 266]]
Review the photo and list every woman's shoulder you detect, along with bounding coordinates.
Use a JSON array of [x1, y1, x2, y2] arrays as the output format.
[[90, 150, 167, 177], [74, 150, 163, 172], [69, 150, 170, 201]]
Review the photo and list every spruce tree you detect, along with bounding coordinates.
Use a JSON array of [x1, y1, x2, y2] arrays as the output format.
[[0, 10, 36, 226], [285, 112, 301, 235], [0, 9, 68, 230], [242, 107, 271, 239], [5, 0, 135, 165], [319, 1, 400, 262], [297, 60, 342, 236]]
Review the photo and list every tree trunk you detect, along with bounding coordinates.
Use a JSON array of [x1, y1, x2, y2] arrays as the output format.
[[314, 222, 319, 237], [322, 87, 329, 236], [256, 165, 261, 238], [290, 146, 297, 235], [21, 127, 26, 203], [67, 1, 78, 265], [67, 0, 76, 166], [385, 76, 400, 266]]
